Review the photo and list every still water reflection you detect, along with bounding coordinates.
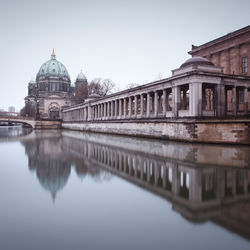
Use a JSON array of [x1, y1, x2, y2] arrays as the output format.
[[0, 127, 250, 250]]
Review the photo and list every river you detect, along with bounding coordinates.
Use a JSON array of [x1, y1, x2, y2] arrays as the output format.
[[0, 126, 249, 250]]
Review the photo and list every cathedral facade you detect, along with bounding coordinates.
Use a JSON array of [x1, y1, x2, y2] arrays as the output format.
[[25, 49, 87, 120]]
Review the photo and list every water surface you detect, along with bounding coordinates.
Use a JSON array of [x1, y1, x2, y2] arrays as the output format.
[[0, 127, 249, 250]]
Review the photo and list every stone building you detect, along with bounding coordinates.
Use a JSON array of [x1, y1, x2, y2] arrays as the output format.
[[24, 49, 88, 119], [189, 25, 250, 76]]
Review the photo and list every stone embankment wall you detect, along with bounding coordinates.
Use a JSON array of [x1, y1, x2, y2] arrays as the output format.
[[62, 119, 250, 145], [35, 120, 61, 129]]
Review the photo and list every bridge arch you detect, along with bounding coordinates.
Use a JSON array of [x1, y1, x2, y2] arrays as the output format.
[[0, 116, 36, 128]]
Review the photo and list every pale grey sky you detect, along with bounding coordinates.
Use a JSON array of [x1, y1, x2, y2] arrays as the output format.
[[0, 0, 249, 111]]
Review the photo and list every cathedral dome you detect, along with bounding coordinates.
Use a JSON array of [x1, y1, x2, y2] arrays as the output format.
[[181, 56, 214, 68], [36, 49, 70, 79], [76, 71, 87, 80]]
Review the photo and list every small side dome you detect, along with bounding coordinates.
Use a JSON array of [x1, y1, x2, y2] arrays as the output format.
[[181, 56, 214, 68], [88, 93, 101, 99], [85, 93, 101, 103], [29, 79, 36, 85], [76, 71, 87, 80]]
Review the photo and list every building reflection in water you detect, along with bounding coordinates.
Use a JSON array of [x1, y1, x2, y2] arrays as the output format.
[[20, 129, 250, 240], [21, 130, 112, 201], [0, 126, 32, 139]]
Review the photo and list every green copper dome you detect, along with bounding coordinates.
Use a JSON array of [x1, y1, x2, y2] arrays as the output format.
[[37, 49, 70, 79], [76, 71, 87, 80]]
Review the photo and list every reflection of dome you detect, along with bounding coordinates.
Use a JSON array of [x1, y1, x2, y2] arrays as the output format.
[[36, 49, 70, 79], [36, 160, 71, 200], [76, 71, 87, 80], [181, 56, 214, 68]]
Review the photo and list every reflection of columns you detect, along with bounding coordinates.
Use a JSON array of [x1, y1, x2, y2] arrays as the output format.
[[146, 93, 150, 117], [134, 157, 138, 177], [140, 94, 144, 116], [172, 164, 179, 194], [244, 87, 248, 114], [154, 163, 159, 185], [114, 152, 118, 169], [134, 96, 138, 117], [163, 167, 167, 189], [232, 87, 237, 116], [154, 91, 159, 116], [147, 160, 150, 182], [118, 152, 122, 170], [128, 155, 132, 175], [124, 98, 127, 118], [162, 89, 166, 115], [140, 159, 144, 179], [232, 170, 236, 195]]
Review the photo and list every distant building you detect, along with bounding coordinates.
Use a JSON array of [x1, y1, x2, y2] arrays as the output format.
[[24, 49, 88, 120], [189, 25, 250, 76], [8, 106, 15, 112]]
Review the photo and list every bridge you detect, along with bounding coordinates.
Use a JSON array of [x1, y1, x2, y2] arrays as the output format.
[[0, 116, 61, 129]]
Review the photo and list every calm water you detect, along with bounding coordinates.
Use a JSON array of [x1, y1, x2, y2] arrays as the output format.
[[0, 126, 250, 250]]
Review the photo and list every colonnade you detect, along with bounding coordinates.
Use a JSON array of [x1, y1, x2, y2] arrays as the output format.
[[63, 81, 250, 122]]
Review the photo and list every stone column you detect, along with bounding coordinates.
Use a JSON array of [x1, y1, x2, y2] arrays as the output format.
[[128, 96, 132, 118], [119, 99, 122, 118], [111, 101, 113, 119], [134, 95, 138, 117], [162, 89, 167, 115], [154, 91, 159, 117], [189, 83, 202, 117], [140, 94, 144, 117], [102, 104, 104, 118], [115, 100, 118, 118], [244, 87, 248, 114], [146, 93, 150, 117], [172, 86, 180, 118], [88, 105, 92, 121], [232, 87, 237, 116], [124, 98, 127, 118], [104, 103, 107, 118]]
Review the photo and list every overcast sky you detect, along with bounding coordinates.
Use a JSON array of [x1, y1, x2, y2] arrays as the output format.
[[0, 0, 249, 111]]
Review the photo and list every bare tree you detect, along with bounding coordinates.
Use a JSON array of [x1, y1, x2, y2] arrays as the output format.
[[88, 78, 115, 96], [126, 83, 140, 89], [20, 102, 36, 117]]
